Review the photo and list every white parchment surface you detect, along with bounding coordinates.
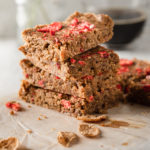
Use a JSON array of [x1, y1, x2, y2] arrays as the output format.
[[0, 94, 150, 150]]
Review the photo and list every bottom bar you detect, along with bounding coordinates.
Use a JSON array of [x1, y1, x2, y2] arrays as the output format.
[[19, 80, 122, 117]]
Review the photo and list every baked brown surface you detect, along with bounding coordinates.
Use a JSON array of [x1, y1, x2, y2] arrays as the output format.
[[118, 58, 150, 105], [21, 12, 114, 62], [20, 59, 118, 99], [19, 45, 119, 80], [19, 80, 121, 116]]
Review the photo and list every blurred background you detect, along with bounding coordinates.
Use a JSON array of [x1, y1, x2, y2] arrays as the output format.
[[0, 0, 150, 97]]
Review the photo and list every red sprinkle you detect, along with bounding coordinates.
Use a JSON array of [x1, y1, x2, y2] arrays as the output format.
[[37, 22, 62, 36], [98, 72, 102, 76], [97, 51, 109, 58], [120, 59, 133, 67], [70, 58, 76, 64], [116, 84, 122, 91], [136, 68, 143, 74], [6, 102, 12, 109], [11, 103, 21, 111], [78, 60, 86, 65], [25, 74, 29, 78], [55, 76, 60, 79], [71, 18, 79, 26], [61, 100, 71, 109], [38, 80, 44, 87], [82, 75, 93, 80], [145, 67, 150, 75], [80, 48, 84, 52], [89, 96, 94, 102], [143, 85, 150, 92], [56, 63, 61, 69], [117, 67, 129, 75], [5, 102, 21, 111]]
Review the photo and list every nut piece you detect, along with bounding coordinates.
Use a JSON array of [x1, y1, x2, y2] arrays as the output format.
[[79, 124, 101, 137], [57, 132, 78, 147], [77, 115, 108, 123], [0, 137, 19, 150]]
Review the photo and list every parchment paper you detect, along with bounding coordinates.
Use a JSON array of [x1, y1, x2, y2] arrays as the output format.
[[0, 94, 150, 150]]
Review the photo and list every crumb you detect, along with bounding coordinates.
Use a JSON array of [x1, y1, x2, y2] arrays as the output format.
[[38, 117, 42, 120], [57, 131, 78, 147], [51, 128, 56, 131], [40, 114, 48, 119], [27, 129, 32, 134], [28, 105, 32, 108], [122, 142, 128, 146], [0, 137, 19, 149], [79, 124, 101, 137], [10, 110, 15, 115], [77, 115, 108, 123]]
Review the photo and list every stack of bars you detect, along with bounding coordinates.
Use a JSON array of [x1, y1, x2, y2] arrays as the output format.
[[19, 12, 122, 117]]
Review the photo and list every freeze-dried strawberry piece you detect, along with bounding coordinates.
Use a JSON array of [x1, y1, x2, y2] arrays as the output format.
[[80, 48, 84, 52], [70, 58, 76, 64], [5, 102, 21, 111], [145, 67, 150, 75], [136, 68, 143, 74], [61, 100, 71, 109], [70, 18, 79, 26], [38, 80, 44, 87], [12, 103, 21, 111], [98, 72, 102, 76], [116, 84, 122, 91], [25, 74, 29, 78], [78, 60, 86, 65], [97, 51, 109, 58], [56, 76, 60, 79], [89, 96, 94, 102], [117, 67, 129, 75], [5, 102, 12, 109], [143, 85, 150, 92], [37, 22, 62, 35], [56, 63, 61, 69], [120, 59, 133, 67], [82, 75, 93, 80], [146, 75, 150, 80]]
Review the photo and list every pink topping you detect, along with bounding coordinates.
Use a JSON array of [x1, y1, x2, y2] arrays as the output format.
[[97, 51, 109, 58], [55, 76, 60, 79], [38, 80, 44, 87], [117, 67, 129, 75], [70, 58, 76, 64], [82, 75, 93, 80], [61, 100, 71, 109], [5, 102, 21, 111], [78, 60, 86, 65], [143, 85, 150, 92], [89, 96, 94, 102], [116, 84, 122, 91], [145, 67, 150, 75], [37, 22, 62, 36], [120, 59, 133, 67], [70, 18, 79, 26], [136, 68, 143, 74]]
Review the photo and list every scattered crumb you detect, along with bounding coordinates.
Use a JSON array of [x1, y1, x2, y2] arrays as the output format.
[[79, 124, 101, 137], [77, 115, 108, 123], [5, 101, 22, 111], [122, 142, 128, 146], [0, 137, 19, 150], [27, 129, 32, 134], [38, 117, 42, 120], [57, 131, 78, 147], [100, 120, 129, 128], [27, 105, 32, 108], [40, 114, 48, 119], [51, 128, 56, 131], [10, 110, 15, 115]]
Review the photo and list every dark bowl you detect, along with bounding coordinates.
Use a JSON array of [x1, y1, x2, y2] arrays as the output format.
[[99, 8, 147, 44]]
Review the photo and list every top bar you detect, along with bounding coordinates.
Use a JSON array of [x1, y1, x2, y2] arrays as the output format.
[[22, 11, 114, 62]]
